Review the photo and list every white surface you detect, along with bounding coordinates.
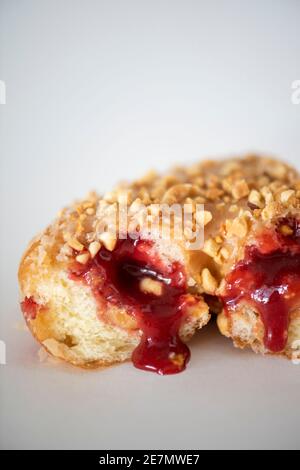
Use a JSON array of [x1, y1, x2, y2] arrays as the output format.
[[0, 0, 300, 450]]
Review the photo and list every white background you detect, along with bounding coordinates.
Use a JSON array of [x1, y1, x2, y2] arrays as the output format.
[[0, 0, 300, 449]]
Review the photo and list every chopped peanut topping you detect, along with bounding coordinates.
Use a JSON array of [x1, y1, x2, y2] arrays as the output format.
[[202, 268, 218, 294], [261, 187, 274, 204], [229, 217, 248, 238], [202, 238, 220, 258], [86, 207, 95, 215], [140, 277, 163, 296], [88, 241, 101, 258], [162, 184, 195, 204], [98, 232, 117, 251], [67, 238, 84, 251], [76, 252, 90, 264], [195, 210, 213, 226], [267, 162, 287, 179], [229, 205, 239, 213], [220, 247, 230, 260], [261, 203, 276, 222], [248, 189, 264, 208], [232, 180, 250, 200], [206, 188, 224, 200], [129, 198, 143, 213], [43, 156, 300, 279], [280, 190, 295, 204], [187, 277, 196, 287]]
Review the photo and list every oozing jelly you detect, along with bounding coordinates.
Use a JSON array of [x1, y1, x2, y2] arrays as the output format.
[[223, 223, 300, 352], [70, 239, 196, 375]]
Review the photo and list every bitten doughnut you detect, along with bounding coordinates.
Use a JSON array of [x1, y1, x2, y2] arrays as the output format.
[[211, 159, 300, 363], [18, 170, 213, 375], [19, 155, 300, 374]]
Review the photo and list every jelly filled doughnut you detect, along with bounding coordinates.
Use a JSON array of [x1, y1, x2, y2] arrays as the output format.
[[19, 172, 213, 374], [19, 155, 300, 373]]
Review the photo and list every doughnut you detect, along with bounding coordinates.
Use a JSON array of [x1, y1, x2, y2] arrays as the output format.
[[18, 173, 212, 375], [18, 155, 300, 373]]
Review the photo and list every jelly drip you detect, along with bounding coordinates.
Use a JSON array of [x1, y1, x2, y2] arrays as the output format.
[[70, 239, 193, 374]]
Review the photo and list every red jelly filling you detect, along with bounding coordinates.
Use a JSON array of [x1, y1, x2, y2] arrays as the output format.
[[70, 239, 195, 375], [21, 296, 39, 320], [222, 223, 300, 352]]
